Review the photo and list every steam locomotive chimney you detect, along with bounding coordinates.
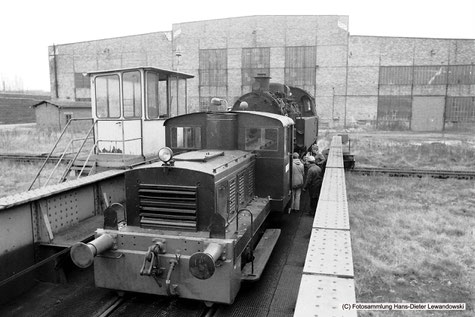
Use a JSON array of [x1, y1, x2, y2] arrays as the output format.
[[252, 74, 271, 92]]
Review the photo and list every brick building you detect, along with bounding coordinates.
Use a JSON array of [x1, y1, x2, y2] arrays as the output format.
[[48, 15, 475, 131]]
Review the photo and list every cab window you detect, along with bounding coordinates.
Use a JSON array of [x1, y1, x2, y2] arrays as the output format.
[[123, 71, 142, 118], [146, 71, 168, 119], [171, 127, 201, 149], [95, 75, 120, 118], [244, 127, 278, 151]]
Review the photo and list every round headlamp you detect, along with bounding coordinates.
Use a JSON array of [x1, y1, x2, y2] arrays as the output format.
[[239, 101, 249, 110], [158, 147, 173, 163]]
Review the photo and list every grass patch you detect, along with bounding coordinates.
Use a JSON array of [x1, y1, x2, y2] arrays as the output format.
[[0, 121, 90, 155], [0, 126, 62, 154], [348, 174, 475, 316], [0, 161, 53, 196], [349, 132, 475, 170]]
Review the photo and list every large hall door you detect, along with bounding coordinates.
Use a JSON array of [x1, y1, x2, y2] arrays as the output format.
[[411, 96, 445, 131]]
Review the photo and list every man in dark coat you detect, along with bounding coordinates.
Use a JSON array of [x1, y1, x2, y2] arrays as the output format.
[[291, 152, 305, 213], [302, 155, 323, 215]]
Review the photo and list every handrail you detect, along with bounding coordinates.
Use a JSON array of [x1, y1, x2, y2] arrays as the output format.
[[43, 137, 94, 187], [59, 123, 96, 183], [77, 143, 98, 179], [96, 137, 143, 165], [29, 118, 93, 190], [97, 137, 142, 143], [44, 138, 77, 187]]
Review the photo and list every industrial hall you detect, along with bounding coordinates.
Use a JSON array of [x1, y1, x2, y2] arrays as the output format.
[[47, 15, 475, 131]]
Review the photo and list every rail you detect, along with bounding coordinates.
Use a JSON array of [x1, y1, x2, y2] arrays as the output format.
[[351, 166, 475, 180], [294, 135, 357, 316]]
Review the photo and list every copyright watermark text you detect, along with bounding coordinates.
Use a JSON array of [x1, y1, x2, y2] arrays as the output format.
[[341, 303, 465, 311]]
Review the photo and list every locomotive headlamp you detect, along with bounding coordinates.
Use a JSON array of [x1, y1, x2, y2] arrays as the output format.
[[158, 147, 174, 163], [239, 101, 249, 110]]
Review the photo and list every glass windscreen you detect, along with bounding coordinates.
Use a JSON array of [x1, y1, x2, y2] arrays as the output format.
[[146, 71, 169, 119], [95, 75, 120, 118], [244, 127, 278, 151], [123, 71, 142, 118], [171, 127, 201, 149]]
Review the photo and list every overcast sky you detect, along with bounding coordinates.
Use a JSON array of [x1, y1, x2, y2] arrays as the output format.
[[1, 0, 474, 91]]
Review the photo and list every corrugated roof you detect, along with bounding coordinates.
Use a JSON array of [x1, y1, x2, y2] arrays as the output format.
[[31, 100, 91, 109]]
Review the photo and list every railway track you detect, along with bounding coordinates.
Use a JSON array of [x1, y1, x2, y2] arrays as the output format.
[[0, 153, 63, 163], [100, 294, 216, 317], [351, 166, 475, 179]]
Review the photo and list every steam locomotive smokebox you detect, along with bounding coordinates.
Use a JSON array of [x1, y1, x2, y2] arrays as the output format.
[[206, 113, 237, 149]]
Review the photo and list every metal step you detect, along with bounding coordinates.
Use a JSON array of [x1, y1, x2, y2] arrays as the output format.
[[241, 228, 281, 281], [69, 166, 93, 171]]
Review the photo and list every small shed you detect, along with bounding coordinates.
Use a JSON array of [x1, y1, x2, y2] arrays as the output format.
[[32, 100, 91, 130]]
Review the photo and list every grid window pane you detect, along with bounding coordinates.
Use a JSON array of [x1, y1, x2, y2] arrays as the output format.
[[199, 49, 227, 111], [199, 49, 227, 86], [448, 65, 475, 85], [75, 72, 90, 89], [445, 97, 475, 122], [242, 47, 270, 91], [413, 66, 447, 85], [377, 96, 412, 120], [285, 46, 316, 86], [379, 66, 413, 85]]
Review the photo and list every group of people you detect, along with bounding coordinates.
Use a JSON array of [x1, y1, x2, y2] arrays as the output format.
[[290, 144, 325, 215]]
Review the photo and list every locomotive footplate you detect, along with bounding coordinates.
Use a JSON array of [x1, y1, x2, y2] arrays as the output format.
[[241, 228, 281, 281]]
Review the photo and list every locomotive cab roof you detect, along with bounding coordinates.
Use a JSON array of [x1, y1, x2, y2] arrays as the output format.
[[163, 111, 294, 162], [164, 110, 294, 127]]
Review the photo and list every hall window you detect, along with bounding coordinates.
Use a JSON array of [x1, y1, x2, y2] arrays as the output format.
[[199, 49, 227, 110], [241, 47, 270, 94], [284, 46, 316, 87]]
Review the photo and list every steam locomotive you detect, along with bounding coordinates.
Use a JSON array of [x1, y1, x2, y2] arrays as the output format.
[[70, 110, 295, 304], [232, 75, 318, 155]]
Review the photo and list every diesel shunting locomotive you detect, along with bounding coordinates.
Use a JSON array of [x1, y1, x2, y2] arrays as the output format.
[[71, 110, 295, 304]]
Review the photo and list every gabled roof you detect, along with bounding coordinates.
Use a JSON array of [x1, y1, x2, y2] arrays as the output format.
[[31, 100, 91, 109]]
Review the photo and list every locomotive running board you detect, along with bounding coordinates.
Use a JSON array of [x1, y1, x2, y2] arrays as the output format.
[[241, 228, 281, 281]]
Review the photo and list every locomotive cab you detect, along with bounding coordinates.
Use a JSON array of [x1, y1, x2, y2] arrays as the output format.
[[163, 111, 294, 212], [88, 67, 193, 159]]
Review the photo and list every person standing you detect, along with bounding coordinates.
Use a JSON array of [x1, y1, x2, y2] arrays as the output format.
[[307, 143, 326, 175], [291, 152, 304, 213], [310, 144, 326, 166], [302, 155, 323, 215]]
